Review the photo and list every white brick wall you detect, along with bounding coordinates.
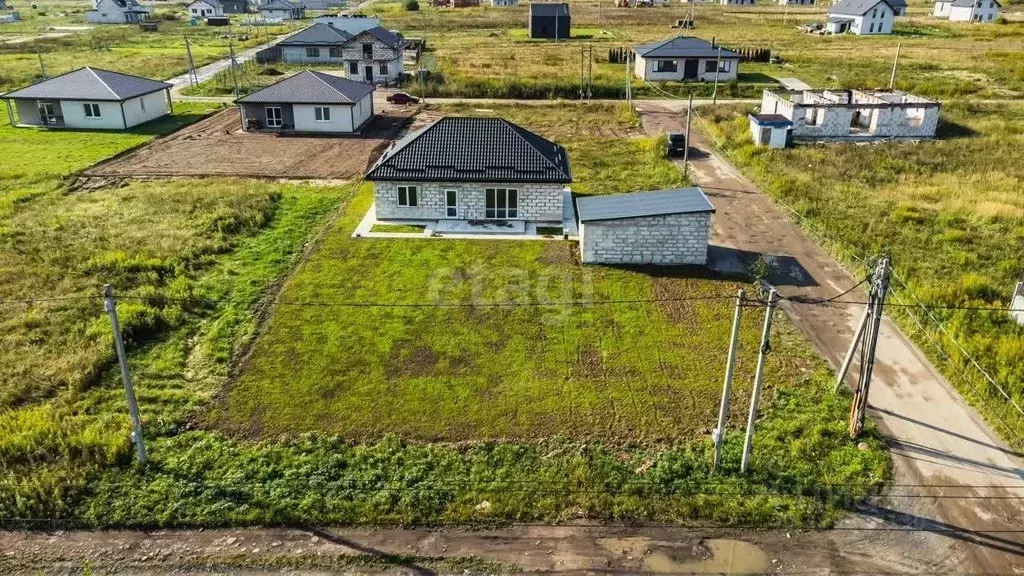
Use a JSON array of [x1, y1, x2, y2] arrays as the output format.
[[580, 212, 711, 265], [374, 181, 564, 221]]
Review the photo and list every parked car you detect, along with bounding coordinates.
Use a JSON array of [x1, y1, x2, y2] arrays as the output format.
[[667, 132, 687, 157], [387, 92, 420, 105]]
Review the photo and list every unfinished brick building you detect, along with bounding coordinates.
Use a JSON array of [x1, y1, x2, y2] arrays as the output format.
[[757, 89, 941, 142]]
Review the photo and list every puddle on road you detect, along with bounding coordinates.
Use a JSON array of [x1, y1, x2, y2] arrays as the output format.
[[644, 539, 772, 575]]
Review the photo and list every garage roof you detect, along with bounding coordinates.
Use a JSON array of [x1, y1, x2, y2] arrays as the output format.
[[1, 67, 171, 101], [236, 71, 374, 104], [577, 187, 714, 222]]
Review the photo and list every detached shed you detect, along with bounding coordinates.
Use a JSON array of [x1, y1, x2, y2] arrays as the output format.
[[577, 187, 715, 265], [530, 3, 570, 39]]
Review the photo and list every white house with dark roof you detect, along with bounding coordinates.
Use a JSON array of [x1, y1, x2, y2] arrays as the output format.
[[86, 0, 151, 23], [934, 0, 1000, 21], [259, 0, 305, 19], [277, 23, 404, 84], [826, 0, 895, 34], [366, 117, 572, 226], [236, 71, 374, 133], [1, 67, 171, 129], [633, 37, 741, 82], [188, 0, 224, 18]]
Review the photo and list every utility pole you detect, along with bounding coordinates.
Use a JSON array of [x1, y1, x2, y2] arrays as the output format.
[[740, 288, 778, 474], [36, 46, 47, 79], [625, 50, 632, 104], [712, 45, 722, 105], [103, 284, 148, 465], [228, 31, 240, 99], [712, 289, 745, 471], [849, 256, 892, 438], [835, 305, 870, 392], [587, 45, 593, 101], [184, 37, 199, 88], [580, 45, 585, 102], [888, 43, 901, 90], [683, 94, 692, 177]]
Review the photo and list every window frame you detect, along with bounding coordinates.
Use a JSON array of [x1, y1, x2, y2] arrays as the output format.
[[378, 61, 388, 75], [329, 46, 344, 58], [362, 42, 373, 58], [265, 106, 283, 128], [348, 61, 359, 75], [314, 106, 331, 122], [654, 59, 678, 73], [484, 188, 519, 220], [83, 102, 102, 119], [397, 185, 418, 207], [305, 46, 320, 58]]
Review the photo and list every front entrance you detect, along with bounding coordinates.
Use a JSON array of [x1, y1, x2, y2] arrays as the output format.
[[445, 189, 458, 218], [364, 65, 373, 83], [37, 101, 60, 125], [683, 59, 699, 80]]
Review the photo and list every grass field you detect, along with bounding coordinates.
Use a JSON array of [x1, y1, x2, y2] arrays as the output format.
[[699, 101, 1024, 447]]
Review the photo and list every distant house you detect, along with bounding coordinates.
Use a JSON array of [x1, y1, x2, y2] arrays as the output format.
[[279, 23, 351, 61], [86, 0, 151, 23], [887, 0, 907, 15], [236, 71, 374, 133], [260, 0, 304, 19], [188, 0, 224, 18], [278, 23, 404, 84], [826, 0, 895, 34], [778, 0, 814, 5], [293, 0, 347, 8], [633, 37, 741, 82], [0, 67, 171, 130], [313, 13, 380, 33], [934, 0, 1000, 22], [719, 0, 754, 5], [529, 3, 569, 39], [577, 188, 715, 265], [367, 117, 572, 225], [492, 0, 518, 5]]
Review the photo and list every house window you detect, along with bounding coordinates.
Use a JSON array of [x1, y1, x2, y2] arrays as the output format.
[[140, 97, 146, 112], [869, 22, 875, 32], [83, 103, 102, 118], [871, 7, 876, 17], [704, 60, 716, 73], [362, 43, 373, 58], [378, 62, 388, 75], [720, 60, 731, 72], [266, 106, 283, 128], [306, 46, 320, 58], [348, 61, 358, 75], [314, 106, 331, 122], [397, 185, 418, 207], [485, 188, 518, 219], [330, 46, 343, 58], [654, 60, 678, 73]]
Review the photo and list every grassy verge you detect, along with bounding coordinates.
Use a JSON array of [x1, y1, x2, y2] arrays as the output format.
[[697, 101, 1024, 448], [371, 223, 428, 233]]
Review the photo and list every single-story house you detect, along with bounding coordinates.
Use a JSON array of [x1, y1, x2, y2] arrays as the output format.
[[633, 37, 741, 82], [577, 188, 715, 266], [720, 0, 754, 5], [492, 0, 518, 5], [749, 113, 792, 148], [826, 0, 895, 34], [1, 67, 172, 130], [367, 116, 572, 224], [236, 70, 374, 133], [86, 0, 151, 23], [188, 0, 224, 18], [530, 3, 570, 40], [259, 0, 304, 19], [779, 0, 814, 5], [934, 0, 1000, 21]]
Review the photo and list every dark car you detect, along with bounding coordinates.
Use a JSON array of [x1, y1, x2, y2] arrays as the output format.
[[387, 92, 420, 105], [667, 132, 687, 157]]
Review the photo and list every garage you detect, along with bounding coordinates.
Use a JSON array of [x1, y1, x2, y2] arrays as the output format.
[[576, 187, 715, 265]]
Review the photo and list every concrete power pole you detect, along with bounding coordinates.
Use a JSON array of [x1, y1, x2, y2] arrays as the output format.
[[683, 94, 692, 177], [103, 284, 148, 465], [712, 46, 722, 105], [889, 43, 902, 90], [36, 46, 47, 79], [849, 256, 892, 438], [712, 289, 745, 471], [740, 288, 778, 473], [625, 50, 632, 104]]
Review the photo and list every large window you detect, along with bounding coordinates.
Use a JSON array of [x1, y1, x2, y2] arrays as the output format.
[[378, 61, 388, 75], [654, 59, 678, 73], [348, 61, 358, 75], [362, 43, 373, 58], [314, 106, 331, 122], [265, 106, 282, 128], [485, 188, 518, 219], [306, 46, 320, 58], [398, 185, 418, 207], [83, 103, 101, 118]]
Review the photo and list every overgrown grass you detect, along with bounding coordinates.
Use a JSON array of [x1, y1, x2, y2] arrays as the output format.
[[698, 101, 1024, 447]]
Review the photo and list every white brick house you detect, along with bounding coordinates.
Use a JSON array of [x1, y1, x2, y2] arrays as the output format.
[[934, 0, 1000, 22], [366, 117, 572, 224], [826, 0, 895, 34], [577, 188, 715, 266], [278, 23, 405, 84], [633, 37, 741, 83]]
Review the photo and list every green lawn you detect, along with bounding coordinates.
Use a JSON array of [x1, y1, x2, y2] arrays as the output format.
[[699, 101, 1024, 448]]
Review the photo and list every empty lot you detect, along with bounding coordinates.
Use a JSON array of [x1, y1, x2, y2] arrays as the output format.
[[85, 108, 417, 180]]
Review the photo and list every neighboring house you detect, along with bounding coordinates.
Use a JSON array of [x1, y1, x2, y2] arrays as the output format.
[[260, 0, 305, 19], [887, 0, 907, 15], [278, 23, 404, 84], [492, 0, 518, 5], [313, 13, 380, 33], [720, 0, 754, 5], [577, 188, 715, 266], [633, 37, 741, 82], [367, 117, 572, 225], [779, 0, 814, 5], [188, 0, 224, 18], [0, 67, 171, 130], [934, 0, 1000, 22], [293, 0, 347, 8], [236, 70, 374, 133], [826, 0, 895, 34], [530, 3, 570, 40], [85, 0, 151, 23], [279, 23, 352, 62]]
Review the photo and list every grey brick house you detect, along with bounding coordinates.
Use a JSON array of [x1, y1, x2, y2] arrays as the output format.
[[366, 117, 572, 223], [278, 23, 405, 84]]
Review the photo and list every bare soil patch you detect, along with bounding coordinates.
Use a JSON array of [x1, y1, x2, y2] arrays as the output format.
[[83, 108, 418, 180]]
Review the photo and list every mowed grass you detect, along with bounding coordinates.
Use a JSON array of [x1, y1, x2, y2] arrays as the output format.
[[699, 101, 1024, 446]]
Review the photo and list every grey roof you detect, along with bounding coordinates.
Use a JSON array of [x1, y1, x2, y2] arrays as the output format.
[[576, 188, 715, 222], [355, 25, 404, 49], [530, 2, 569, 16], [1, 67, 170, 101], [749, 113, 792, 126], [829, 0, 893, 16], [947, 0, 998, 5], [887, 0, 906, 7], [236, 71, 374, 104], [366, 117, 572, 183], [260, 0, 300, 9], [634, 37, 742, 59], [278, 23, 351, 45]]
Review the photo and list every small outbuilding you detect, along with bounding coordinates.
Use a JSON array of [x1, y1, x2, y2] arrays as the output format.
[[577, 187, 715, 266], [530, 3, 570, 39], [236, 70, 374, 133], [749, 113, 791, 148]]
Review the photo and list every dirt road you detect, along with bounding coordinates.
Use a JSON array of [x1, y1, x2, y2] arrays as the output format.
[[638, 102, 1024, 574]]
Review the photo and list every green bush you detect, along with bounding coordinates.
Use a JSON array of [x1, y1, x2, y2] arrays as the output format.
[[404, 0, 420, 10]]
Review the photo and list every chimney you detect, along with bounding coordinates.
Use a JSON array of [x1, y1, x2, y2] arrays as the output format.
[[711, 36, 716, 48]]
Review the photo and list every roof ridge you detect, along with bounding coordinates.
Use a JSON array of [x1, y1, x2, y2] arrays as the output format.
[[501, 119, 571, 181], [85, 67, 120, 100], [307, 70, 353, 102]]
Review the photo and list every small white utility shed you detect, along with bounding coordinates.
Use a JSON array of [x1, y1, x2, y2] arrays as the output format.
[[749, 113, 792, 148], [577, 187, 715, 266]]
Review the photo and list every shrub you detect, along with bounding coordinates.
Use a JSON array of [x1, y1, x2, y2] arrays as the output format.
[[404, 0, 420, 10]]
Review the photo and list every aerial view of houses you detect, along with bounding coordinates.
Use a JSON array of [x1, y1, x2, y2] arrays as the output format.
[[1, 0, 1024, 573]]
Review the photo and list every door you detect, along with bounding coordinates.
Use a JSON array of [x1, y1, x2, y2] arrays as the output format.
[[364, 65, 374, 82], [759, 127, 771, 144], [265, 106, 282, 128], [37, 102, 58, 125], [445, 190, 458, 218], [683, 59, 699, 80]]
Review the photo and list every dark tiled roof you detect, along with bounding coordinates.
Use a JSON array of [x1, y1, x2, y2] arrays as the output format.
[[577, 188, 715, 222], [356, 25, 404, 49], [530, 2, 569, 16], [749, 113, 792, 125], [887, 0, 907, 7], [278, 23, 351, 45], [236, 70, 374, 104], [830, 0, 893, 15], [367, 117, 572, 183], [635, 36, 742, 59], [1, 67, 170, 101]]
